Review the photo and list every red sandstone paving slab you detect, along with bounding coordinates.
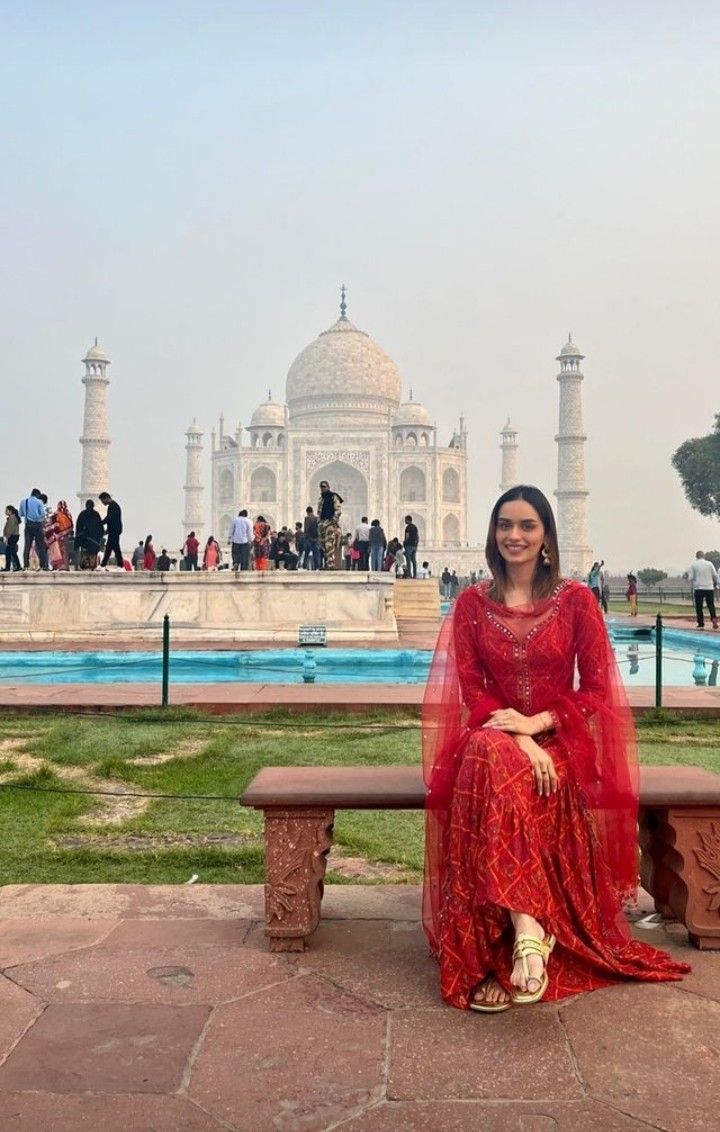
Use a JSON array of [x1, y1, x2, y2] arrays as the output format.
[[561, 983, 720, 1131], [0, 1002, 211, 1094], [322, 884, 422, 921], [188, 974, 385, 1132], [0, 917, 116, 968], [0, 883, 266, 920], [630, 921, 720, 1003], [10, 935, 294, 1006], [389, 1005, 583, 1102], [0, 975, 43, 1063], [0, 1094, 229, 1132], [100, 916, 251, 948], [341, 1100, 648, 1131]]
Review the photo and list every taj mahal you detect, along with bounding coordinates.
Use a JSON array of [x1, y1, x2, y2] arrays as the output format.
[[77, 289, 593, 576]]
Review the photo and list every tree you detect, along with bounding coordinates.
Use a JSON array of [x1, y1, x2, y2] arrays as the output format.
[[704, 551, 720, 569], [638, 568, 668, 591], [672, 414, 720, 519]]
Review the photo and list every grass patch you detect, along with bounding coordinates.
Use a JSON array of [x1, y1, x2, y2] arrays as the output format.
[[0, 710, 717, 886]]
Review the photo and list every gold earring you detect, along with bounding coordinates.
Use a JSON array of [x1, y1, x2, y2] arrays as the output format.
[[541, 545, 551, 567]]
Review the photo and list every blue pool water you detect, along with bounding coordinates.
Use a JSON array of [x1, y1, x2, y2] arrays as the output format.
[[0, 625, 718, 686]]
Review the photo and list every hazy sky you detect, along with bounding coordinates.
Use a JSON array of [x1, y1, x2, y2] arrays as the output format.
[[2, 1, 719, 572]]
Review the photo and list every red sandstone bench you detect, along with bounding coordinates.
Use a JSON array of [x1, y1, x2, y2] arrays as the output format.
[[240, 764, 720, 953]]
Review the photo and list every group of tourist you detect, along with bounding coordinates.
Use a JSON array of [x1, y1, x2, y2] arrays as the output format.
[[3, 489, 123, 572]]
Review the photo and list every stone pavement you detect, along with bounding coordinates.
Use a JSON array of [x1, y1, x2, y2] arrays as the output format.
[[0, 885, 717, 1131]]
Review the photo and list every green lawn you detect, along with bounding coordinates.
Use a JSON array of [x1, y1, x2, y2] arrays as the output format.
[[608, 599, 693, 617], [0, 709, 717, 887]]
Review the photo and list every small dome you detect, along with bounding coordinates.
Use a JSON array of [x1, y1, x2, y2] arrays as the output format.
[[392, 397, 432, 428], [250, 399, 286, 428], [83, 339, 109, 363], [186, 420, 202, 436], [557, 335, 584, 360]]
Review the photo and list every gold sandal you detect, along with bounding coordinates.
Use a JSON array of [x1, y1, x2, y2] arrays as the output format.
[[510, 933, 556, 1005], [469, 976, 512, 1014]]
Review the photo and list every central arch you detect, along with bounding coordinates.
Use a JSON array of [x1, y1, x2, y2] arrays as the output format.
[[308, 460, 369, 539]]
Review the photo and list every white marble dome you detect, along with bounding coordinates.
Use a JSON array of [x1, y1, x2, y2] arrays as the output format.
[[557, 336, 584, 360], [250, 399, 286, 428], [84, 341, 109, 362], [286, 314, 402, 424], [392, 398, 432, 428]]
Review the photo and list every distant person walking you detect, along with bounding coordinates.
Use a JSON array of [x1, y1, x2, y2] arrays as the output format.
[[686, 551, 718, 630], [625, 573, 638, 617], [74, 500, 103, 570], [403, 515, 419, 579], [19, 488, 48, 570], [132, 540, 145, 570], [203, 535, 221, 571], [599, 561, 609, 614], [252, 516, 271, 571], [302, 507, 320, 570], [441, 567, 452, 598], [183, 531, 200, 571], [3, 506, 21, 572], [99, 492, 123, 568], [587, 561, 602, 605], [369, 519, 387, 572], [318, 480, 343, 570], [229, 510, 253, 571], [354, 516, 371, 571]]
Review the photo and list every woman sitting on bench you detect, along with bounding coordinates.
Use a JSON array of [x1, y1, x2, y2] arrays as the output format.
[[423, 484, 689, 1012]]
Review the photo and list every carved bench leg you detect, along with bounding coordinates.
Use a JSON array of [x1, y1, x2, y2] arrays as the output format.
[[640, 805, 720, 949], [262, 806, 335, 952]]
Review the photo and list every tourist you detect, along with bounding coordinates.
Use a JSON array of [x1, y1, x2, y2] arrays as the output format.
[[45, 501, 74, 570], [369, 519, 387, 572], [449, 570, 459, 597], [19, 488, 48, 570], [587, 561, 602, 604], [131, 540, 145, 569], [626, 573, 638, 617], [341, 532, 353, 571], [203, 534, 221, 570], [403, 514, 419, 579], [74, 500, 103, 570], [385, 537, 400, 573], [98, 492, 124, 568], [274, 529, 298, 570], [293, 521, 305, 567], [3, 506, 21, 572], [394, 543, 406, 578], [229, 510, 252, 571], [441, 566, 452, 597], [685, 550, 718, 630], [302, 506, 320, 570], [183, 530, 200, 571], [252, 516, 271, 571], [418, 560, 432, 579], [318, 480, 342, 569], [143, 535, 156, 571], [157, 548, 171, 571], [422, 483, 689, 1014], [354, 516, 371, 571], [599, 561, 610, 613]]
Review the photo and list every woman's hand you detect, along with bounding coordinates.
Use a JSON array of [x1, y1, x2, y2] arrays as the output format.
[[482, 708, 552, 736], [514, 734, 559, 796]]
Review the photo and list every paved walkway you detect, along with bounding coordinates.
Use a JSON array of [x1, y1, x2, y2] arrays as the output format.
[[0, 884, 717, 1131]]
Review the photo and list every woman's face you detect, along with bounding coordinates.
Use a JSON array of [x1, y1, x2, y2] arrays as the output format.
[[495, 500, 545, 568]]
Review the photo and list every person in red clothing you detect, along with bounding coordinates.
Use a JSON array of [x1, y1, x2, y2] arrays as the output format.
[[183, 530, 199, 571], [422, 484, 689, 1013], [143, 534, 156, 571]]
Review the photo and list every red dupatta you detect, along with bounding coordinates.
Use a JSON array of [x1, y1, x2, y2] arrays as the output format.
[[422, 581, 639, 955]]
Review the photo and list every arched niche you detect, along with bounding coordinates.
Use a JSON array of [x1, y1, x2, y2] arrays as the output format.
[[250, 466, 277, 502], [443, 513, 461, 545], [262, 432, 273, 448], [399, 465, 426, 502], [308, 459, 368, 540], [442, 467, 460, 503]]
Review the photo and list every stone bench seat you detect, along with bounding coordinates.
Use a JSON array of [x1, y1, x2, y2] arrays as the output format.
[[241, 764, 720, 952]]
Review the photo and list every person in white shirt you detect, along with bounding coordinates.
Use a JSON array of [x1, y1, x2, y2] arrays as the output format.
[[685, 551, 718, 629], [353, 516, 371, 571], [229, 509, 253, 572], [417, 561, 432, 579]]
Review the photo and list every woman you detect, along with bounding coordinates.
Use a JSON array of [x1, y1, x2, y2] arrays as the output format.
[[626, 573, 638, 617], [203, 534, 221, 570], [143, 535, 156, 571], [3, 506, 21, 572], [423, 484, 688, 1013], [74, 500, 103, 570], [252, 516, 271, 571], [45, 501, 74, 570], [587, 561, 602, 604]]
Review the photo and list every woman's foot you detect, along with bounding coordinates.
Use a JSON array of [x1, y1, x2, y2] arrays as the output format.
[[470, 975, 511, 1012], [510, 912, 546, 994]]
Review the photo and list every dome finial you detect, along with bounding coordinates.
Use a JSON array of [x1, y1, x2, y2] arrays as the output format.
[[94, 336, 98, 347], [268, 387, 272, 401], [340, 283, 347, 319], [409, 387, 414, 401]]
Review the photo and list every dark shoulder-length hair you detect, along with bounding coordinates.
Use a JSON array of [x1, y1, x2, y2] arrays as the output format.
[[484, 484, 563, 603]]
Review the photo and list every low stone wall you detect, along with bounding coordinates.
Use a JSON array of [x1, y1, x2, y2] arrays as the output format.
[[0, 572, 398, 644]]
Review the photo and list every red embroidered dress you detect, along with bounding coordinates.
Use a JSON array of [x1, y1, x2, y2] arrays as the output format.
[[422, 580, 689, 1007]]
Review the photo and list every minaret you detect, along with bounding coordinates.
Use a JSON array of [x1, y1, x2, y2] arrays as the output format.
[[499, 417, 518, 492], [554, 335, 592, 576], [183, 420, 205, 541], [78, 338, 111, 505]]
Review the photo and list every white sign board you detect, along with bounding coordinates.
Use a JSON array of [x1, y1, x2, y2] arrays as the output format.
[[298, 624, 327, 647]]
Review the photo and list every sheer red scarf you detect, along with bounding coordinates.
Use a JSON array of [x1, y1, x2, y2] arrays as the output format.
[[422, 582, 639, 955]]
